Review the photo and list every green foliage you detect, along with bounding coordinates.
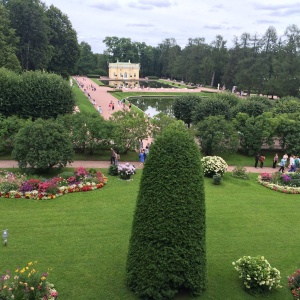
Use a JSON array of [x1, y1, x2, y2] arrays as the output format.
[[0, 69, 75, 119], [193, 97, 232, 123], [7, 0, 50, 71], [126, 125, 206, 299], [231, 165, 250, 180], [197, 115, 239, 155], [0, 115, 29, 153], [0, 68, 21, 116], [46, 5, 80, 77], [57, 112, 113, 154], [110, 109, 150, 153], [212, 173, 222, 185], [173, 94, 201, 127], [108, 164, 118, 176], [233, 255, 282, 295], [146, 76, 159, 79], [231, 97, 273, 118], [0, 181, 19, 193], [87, 74, 102, 78], [150, 112, 178, 137], [0, 4, 21, 72], [12, 118, 74, 173]]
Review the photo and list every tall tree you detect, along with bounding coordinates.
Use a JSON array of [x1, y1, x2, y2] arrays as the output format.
[[7, 0, 50, 70], [46, 5, 80, 77], [0, 4, 21, 71], [75, 41, 96, 75]]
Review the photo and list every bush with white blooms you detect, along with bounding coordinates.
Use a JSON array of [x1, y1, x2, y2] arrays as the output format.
[[233, 255, 282, 295], [201, 156, 228, 177]]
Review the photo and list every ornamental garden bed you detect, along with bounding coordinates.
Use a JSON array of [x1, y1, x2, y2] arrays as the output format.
[[258, 171, 300, 194], [0, 167, 107, 200]]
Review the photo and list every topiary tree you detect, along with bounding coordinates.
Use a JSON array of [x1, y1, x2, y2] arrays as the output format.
[[126, 122, 206, 299], [12, 118, 74, 173]]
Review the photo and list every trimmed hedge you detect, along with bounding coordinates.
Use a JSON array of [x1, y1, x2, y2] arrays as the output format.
[[126, 123, 206, 299], [0, 69, 75, 119], [87, 74, 101, 78], [146, 76, 159, 79]]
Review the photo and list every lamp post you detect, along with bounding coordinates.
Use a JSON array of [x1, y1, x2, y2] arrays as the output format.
[[2, 229, 8, 246]]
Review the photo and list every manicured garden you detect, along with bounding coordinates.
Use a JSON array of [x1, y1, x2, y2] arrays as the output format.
[[0, 166, 299, 299]]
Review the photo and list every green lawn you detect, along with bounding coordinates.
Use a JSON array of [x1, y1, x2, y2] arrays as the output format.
[[72, 78, 97, 113], [0, 170, 296, 300]]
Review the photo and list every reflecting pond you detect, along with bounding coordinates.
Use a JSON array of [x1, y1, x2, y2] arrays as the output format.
[[100, 80, 179, 89], [129, 97, 176, 117]]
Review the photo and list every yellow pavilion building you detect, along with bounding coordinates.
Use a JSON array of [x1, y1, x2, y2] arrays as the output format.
[[108, 60, 140, 80]]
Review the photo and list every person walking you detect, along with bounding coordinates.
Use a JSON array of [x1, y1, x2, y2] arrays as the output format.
[[255, 153, 260, 168], [259, 154, 265, 168], [272, 153, 278, 168], [278, 157, 286, 173], [139, 149, 145, 167], [288, 155, 296, 172], [110, 148, 116, 165]]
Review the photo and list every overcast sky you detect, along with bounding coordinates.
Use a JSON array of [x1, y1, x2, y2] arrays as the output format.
[[42, 0, 299, 54]]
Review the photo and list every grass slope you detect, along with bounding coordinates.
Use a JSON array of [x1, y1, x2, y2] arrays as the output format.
[[0, 170, 297, 300]]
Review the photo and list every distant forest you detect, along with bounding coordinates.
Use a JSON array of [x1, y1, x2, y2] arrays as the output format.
[[1, 0, 300, 97]]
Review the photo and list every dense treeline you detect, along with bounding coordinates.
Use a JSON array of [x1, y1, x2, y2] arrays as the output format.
[[1, 0, 300, 97], [172, 93, 300, 156]]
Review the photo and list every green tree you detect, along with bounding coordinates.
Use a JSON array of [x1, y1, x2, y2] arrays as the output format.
[[231, 96, 273, 118], [109, 109, 150, 153], [233, 112, 276, 156], [12, 118, 74, 172], [7, 0, 51, 70], [197, 115, 239, 155], [75, 41, 96, 75], [46, 5, 80, 77], [173, 94, 201, 127], [58, 112, 113, 154], [193, 97, 231, 123], [0, 115, 28, 153], [126, 123, 206, 299], [0, 4, 21, 71], [150, 112, 178, 137]]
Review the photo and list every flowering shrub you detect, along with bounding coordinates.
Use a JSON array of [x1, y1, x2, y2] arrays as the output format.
[[233, 256, 281, 295], [0, 262, 58, 300], [0, 167, 108, 200], [258, 172, 300, 194], [118, 163, 136, 180], [288, 269, 300, 299], [201, 156, 228, 177], [231, 166, 250, 180]]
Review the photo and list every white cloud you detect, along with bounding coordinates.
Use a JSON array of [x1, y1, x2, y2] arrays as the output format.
[[42, 0, 300, 53]]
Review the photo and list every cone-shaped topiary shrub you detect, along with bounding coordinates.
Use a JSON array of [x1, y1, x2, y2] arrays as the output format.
[[126, 122, 206, 299]]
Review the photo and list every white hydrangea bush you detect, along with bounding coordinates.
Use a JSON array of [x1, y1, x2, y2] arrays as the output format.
[[201, 156, 228, 177], [232, 256, 282, 294]]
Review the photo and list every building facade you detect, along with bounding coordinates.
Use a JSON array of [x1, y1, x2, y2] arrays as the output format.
[[108, 60, 140, 80]]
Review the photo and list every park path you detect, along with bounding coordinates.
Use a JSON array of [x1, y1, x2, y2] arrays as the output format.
[[0, 159, 279, 173]]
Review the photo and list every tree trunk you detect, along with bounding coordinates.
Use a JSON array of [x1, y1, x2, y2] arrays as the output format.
[[210, 71, 215, 87]]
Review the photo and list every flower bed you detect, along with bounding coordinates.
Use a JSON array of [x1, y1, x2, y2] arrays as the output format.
[[257, 172, 300, 194], [0, 167, 107, 200], [0, 262, 58, 300]]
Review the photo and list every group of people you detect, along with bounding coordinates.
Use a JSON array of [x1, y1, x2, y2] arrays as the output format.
[[255, 152, 300, 173], [277, 153, 299, 173]]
